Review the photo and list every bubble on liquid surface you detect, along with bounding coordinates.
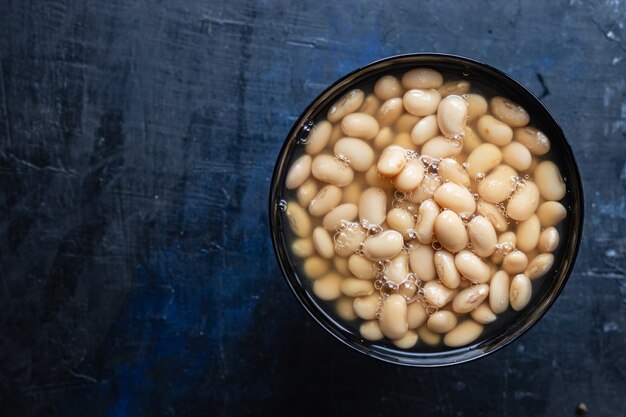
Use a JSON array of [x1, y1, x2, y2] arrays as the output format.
[[278, 199, 288, 212]]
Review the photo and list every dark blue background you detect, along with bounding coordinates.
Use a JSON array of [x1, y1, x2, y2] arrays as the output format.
[[0, 0, 624, 416]]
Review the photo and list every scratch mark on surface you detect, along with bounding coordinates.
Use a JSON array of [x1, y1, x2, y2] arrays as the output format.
[[285, 40, 316, 48], [69, 369, 98, 384], [5, 152, 78, 176]]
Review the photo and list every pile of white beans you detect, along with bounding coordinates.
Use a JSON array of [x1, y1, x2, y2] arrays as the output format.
[[282, 67, 567, 349]]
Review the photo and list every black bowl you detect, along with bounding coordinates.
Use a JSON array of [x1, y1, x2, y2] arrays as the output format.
[[269, 53, 583, 367]]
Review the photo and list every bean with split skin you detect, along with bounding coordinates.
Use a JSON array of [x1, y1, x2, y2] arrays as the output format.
[[438, 158, 471, 187], [434, 249, 461, 289], [437, 94, 468, 138], [311, 154, 354, 186], [327, 89, 365, 123], [489, 96, 530, 127], [422, 281, 457, 308], [334, 138, 375, 172], [452, 284, 489, 313], [309, 185, 342, 217], [510, 273, 532, 310]]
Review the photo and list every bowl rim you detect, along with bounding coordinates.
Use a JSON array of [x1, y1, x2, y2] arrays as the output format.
[[268, 52, 584, 367]]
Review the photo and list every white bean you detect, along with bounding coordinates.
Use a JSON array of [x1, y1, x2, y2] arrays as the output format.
[[286, 154, 312, 189], [476, 200, 508, 233], [411, 114, 440, 145], [516, 214, 540, 252], [489, 96, 530, 127], [463, 126, 483, 154], [525, 253, 554, 280], [308, 185, 342, 217], [362, 230, 404, 261], [392, 330, 418, 348], [434, 250, 461, 289], [427, 310, 458, 334], [303, 256, 330, 278], [374, 126, 394, 150], [466, 94, 488, 122], [434, 210, 469, 253], [305, 120, 332, 155], [365, 165, 395, 190], [359, 94, 381, 116], [386, 253, 409, 284], [348, 254, 376, 279], [452, 284, 489, 313], [395, 113, 421, 133], [292, 238, 314, 258], [387, 207, 416, 238], [311, 154, 354, 186], [477, 115, 513, 146], [334, 256, 350, 276], [403, 89, 442, 116], [354, 294, 381, 320], [312, 272, 343, 300], [401, 68, 444, 89], [489, 270, 510, 313], [340, 277, 374, 297], [467, 215, 497, 257], [394, 157, 425, 192], [312, 227, 335, 259], [514, 127, 550, 155], [378, 293, 408, 339], [408, 174, 443, 204], [506, 180, 540, 221], [377, 146, 407, 177], [327, 89, 365, 123], [537, 201, 567, 227], [394, 132, 414, 148], [502, 250, 529, 274], [438, 158, 471, 187], [286, 201, 311, 237], [359, 187, 387, 225], [437, 95, 467, 138], [417, 325, 442, 346], [471, 303, 497, 324], [360, 320, 384, 341], [502, 141, 532, 171], [466, 143, 502, 178], [538, 227, 560, 253], [334, 138, 375, 172], [422, 281, 457, 308], [297, 178, 318, 207], [323, 203, 358, 231], [438, 80, 470, 96], [434, 182, 476, 216], [341, 180, 362, 205], [409, 242, 437, 281], [375, 75, 404, 100], [377, 97, 404, 127], [341, 112, 380, 140], [455, 251, 491, 283], [534, 161, 566, 201], [421, 135, 463, 158], [443, 320, 484, 347], [477, 164, 517, 204], [407, 302, 428, 329], [335, 296, 357, 320], [510, 273, 532, 310]]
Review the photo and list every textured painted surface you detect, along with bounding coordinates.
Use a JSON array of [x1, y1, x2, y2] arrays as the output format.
[[0, 0, 624, 416]]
